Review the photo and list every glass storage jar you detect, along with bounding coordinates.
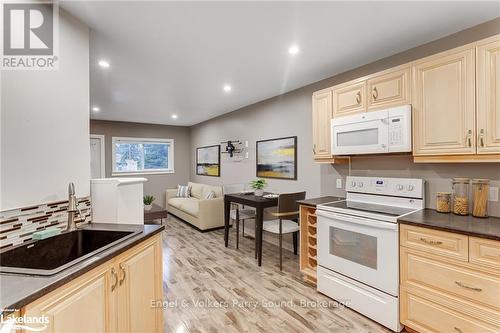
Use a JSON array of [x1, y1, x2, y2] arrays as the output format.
[[452, 178, 470, 216], [436, 192, 451, 213], [472, 179, 489, 218]]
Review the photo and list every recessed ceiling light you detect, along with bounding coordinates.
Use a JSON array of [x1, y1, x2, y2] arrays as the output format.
[[92, 106, 100, 112], [98, 60, 110, 68], [171, 114, 178, 119], [223, 84, 232, 93], [288, 45, 300, 55]]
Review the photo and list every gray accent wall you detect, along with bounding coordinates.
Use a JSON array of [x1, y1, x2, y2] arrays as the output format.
[[190, 18, 500, 217], [90, 120, 190, 208]]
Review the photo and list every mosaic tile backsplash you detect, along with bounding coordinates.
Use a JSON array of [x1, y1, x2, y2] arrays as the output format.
[[0, 197, 91, 249]]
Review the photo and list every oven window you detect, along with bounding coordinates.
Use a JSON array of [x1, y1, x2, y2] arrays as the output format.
[[337, 128, 378, 147], [329, 227, 377, 269]]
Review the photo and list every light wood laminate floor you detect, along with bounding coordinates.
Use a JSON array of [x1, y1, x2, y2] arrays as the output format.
[[162, 215, 393, 333]]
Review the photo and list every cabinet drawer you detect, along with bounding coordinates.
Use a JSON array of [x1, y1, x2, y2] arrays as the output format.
[[401, 291, 498, 333], [401, 248, 500, 310], [400, 224, 468, 261], [469, 237, 500, 271], [367, 66, 410, 110], [332, 80, 366, 117]]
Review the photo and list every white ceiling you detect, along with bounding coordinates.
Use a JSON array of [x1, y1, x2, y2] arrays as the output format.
[[61, 1, 500, 126]]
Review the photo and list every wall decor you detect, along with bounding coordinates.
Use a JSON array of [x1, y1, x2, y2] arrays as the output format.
[[256, 136, 297, 180], [196, 145, 221, 177]]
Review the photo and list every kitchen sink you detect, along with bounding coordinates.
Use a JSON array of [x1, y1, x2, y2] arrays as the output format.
[[0, 229, 140, 276]]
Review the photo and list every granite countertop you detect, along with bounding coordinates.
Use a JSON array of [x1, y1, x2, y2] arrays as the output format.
[[0, 223, 164, 314], [297, 196, 345, 207], [398, 208, 500, 241]]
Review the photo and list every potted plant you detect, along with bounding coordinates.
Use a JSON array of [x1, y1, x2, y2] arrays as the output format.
[[250, 179, 267, 197], [143, 195, 155, 211]]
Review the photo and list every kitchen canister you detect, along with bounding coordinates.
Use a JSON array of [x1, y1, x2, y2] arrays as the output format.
[[436, 192, 451, 213], [472, 179, 489, 218], [452, 178, 470, 216]]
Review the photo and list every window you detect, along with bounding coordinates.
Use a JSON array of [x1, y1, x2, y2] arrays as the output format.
[[112, 137, 174, 175]]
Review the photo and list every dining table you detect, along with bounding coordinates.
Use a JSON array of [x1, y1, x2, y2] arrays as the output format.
[[224, 192, 278, 266]]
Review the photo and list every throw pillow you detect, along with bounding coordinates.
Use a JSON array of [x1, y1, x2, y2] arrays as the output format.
[[177, 185, 191, 198], [205, 190, 216, 199]]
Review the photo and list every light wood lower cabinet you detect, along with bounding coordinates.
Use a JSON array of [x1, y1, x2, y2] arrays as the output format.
[[400, 224, 500, 333], [299, 205, 317, 286], [22, 234, 163, 333]]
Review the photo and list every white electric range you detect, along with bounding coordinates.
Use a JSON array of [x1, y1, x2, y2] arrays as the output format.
[[316, 176, 425, 332]]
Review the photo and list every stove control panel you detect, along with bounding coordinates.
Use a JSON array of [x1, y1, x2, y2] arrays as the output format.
[[345, 176, 424, 199]]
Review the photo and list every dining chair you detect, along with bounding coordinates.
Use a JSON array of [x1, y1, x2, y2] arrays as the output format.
[[222, 184, 256, 249], [262, 191, 306, 271]]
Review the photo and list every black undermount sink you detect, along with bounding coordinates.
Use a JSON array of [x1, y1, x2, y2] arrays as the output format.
[[0, 229, 139, 276]]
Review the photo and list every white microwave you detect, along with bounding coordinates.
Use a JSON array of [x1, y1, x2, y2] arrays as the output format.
[[331, 105, 412, 155]]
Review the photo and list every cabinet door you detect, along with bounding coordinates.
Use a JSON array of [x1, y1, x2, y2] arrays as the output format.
[[332, 80, 366, 117], [412, 46, 476, 155], [23, 264, 113, 333], [116, 235, 163, 333], [312, 90, 333, 159], [477, 37, 500, 154], [367, 65, 411, 110]]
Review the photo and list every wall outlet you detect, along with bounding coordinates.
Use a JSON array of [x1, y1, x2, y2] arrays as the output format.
[[245, 152, 249, 159], [244, 140, 249, 148], [489, 187, 499, 202], [336, 178, 343, 189]]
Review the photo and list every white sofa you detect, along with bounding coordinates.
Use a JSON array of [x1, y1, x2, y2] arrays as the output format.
[[166, 182, 224, 231]]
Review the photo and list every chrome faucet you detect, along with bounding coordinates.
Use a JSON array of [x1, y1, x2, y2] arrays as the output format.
[[67, 182, 85, 231]]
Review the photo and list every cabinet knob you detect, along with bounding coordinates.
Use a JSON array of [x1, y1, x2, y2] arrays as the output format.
[[355, 91, 361, 104], [372, 87, 378, 100]]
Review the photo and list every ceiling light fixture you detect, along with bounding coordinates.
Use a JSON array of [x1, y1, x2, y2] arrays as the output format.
[[92, 106, 100, 112], [98, 60, 110, 68], [171, 114, 178, 119], [288, 45, 300, 55], [223, 84, 232, 93]]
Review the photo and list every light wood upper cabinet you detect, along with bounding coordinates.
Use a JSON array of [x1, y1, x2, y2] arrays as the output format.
[[312, 89, 333, 159], [477, 37, 500, 154], [23, 263, 113, 333], [367, 65, 410, 110], [116, 236, 163, 333], [412, 46, 476, 156], [332, 79, 366, 117]]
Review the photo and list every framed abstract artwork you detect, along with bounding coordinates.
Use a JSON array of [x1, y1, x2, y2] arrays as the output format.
[[256, 136, 297, 180], [196, 145, 220, 177]]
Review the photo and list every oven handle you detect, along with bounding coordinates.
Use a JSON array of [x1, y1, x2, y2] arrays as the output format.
[[317, 210, 398, 231]]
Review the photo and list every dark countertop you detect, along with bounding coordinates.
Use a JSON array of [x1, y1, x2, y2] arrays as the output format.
[[398, 208, 500, 241], [297, 196, 345, 207], [0, 223, 164, 314]]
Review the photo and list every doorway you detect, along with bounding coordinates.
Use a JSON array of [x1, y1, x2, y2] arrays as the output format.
[[90, 134, 106, 179]]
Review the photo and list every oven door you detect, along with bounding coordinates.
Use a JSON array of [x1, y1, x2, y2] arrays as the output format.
[[317, 210, 399, 296], [331, 113, 389, 155]]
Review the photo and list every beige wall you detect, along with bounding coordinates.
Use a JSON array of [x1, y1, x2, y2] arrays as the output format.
[[190, 18, 500, 219], [90, 120, 190, 208], [1, 10, 90, 210]]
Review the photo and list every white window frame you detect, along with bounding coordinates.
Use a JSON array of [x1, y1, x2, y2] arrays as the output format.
[[111, 137, 175, 176]]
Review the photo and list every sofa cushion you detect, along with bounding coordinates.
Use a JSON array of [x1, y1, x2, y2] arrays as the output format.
[[202, 184, 223, 199], [188, 182, 204, 199], [168, 197, 199, 217]]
